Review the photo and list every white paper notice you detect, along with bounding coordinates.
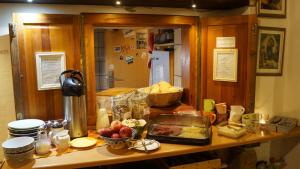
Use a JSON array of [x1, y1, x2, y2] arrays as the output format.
[[215, 53, 234, 79], [41, 56, 62, 85], [213, 49, 238, 82], [216, 37, 236, 48]]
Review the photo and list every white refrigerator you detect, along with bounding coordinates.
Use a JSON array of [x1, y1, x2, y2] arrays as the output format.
[[151, 50, 170, 85]]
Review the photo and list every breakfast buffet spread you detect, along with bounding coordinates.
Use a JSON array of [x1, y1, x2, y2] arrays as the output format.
[[1, 81, 299, 168]]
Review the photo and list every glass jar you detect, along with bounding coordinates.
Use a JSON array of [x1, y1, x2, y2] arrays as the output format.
[[131, 92, 149, 120], [112, 94, 132, 121]]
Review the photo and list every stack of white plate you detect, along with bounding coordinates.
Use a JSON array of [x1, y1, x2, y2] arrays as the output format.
[[2, 137, 35, 163], [8, 119, 45, 140]]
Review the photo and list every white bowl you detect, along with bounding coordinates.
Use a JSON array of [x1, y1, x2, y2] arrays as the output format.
[[4, 147, 35, 162], [2, 137, 35, 154]]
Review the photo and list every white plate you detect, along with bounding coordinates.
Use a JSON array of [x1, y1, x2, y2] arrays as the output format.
[[8, 119, 45, 130], [9, 132, 38, 137], [133, 139, 160, 151], [70, 137, 97, 149]]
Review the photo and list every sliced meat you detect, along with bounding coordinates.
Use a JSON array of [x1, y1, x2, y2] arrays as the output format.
[[150, 125, 182, 136]]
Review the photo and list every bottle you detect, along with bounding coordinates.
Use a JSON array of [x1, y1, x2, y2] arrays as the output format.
[[108, 64, 114, 88], [96, 108, 110, 131]]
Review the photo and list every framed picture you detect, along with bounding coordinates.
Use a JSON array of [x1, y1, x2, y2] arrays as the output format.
[[213, 49, 238, 82], [256, 27, 286, 76], [257, 0, 286, 18], [35, 52, 66, 90]]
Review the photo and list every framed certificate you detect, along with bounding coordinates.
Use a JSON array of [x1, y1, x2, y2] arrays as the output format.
[[35, 52, 66, 90], [213, 49, 238, 82]]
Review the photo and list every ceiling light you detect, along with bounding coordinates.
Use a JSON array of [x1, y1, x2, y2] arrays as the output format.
[[192, 4, 197, 8], [116, 1, 121, 5], [27, 0, 33, 2]]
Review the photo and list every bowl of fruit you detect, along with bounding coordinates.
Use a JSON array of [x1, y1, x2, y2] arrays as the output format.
[[122, 119, 147, 139], [98, 120, 136, 149]]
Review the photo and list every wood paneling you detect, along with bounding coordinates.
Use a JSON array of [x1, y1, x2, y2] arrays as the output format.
[[1, 0, 249, 9], [84, 24, 97, 126], [200, 15, 257, 113], [13, 14, 81, 120], [83, 14, 199, 126], [84, 14, 197, 26]]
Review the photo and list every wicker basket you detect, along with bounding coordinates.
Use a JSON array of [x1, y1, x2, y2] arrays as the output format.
[[147, 90, 183, 107]]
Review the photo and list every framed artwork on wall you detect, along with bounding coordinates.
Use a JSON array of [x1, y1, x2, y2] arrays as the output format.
[[35, 52, 66, 90], [213, 48, 238, 82], [256, 27, 286, 76], [257, 0, 287, 18]]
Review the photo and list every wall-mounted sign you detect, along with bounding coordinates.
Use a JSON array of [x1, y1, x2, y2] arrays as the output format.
[[35, 52, 66, 90], [216, 37, 236, 48], [213, 49, 238, 82]]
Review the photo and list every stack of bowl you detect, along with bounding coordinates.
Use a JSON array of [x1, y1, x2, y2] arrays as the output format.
[[2, 137, 35, 163], [8, 119, 45, 140]]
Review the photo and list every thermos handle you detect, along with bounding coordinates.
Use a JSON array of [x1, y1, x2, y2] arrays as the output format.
[[70, 70, 84, 84], [59, 70, 74, 87], [59, 70, 84, 87]]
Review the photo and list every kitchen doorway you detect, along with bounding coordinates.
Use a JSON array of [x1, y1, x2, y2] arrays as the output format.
[[94, 27, 184, 91], [83, 14, 199, 126]]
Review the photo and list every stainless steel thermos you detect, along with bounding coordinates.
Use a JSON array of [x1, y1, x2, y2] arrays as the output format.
[[59, 70, 87, 138]]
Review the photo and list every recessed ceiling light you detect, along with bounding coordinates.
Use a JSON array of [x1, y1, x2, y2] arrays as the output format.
[[116, 1, 121, 5], [27, 0, 33, 2]]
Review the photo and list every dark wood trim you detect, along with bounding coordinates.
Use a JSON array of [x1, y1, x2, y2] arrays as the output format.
[[246, 15, 258, 113], [83, 13, 198, 26], [9, 23, 22, 120], [201, 15, 249, 26], [1, 0, 249, 9], [13, 14, 76, 24], [82, 13, 199, 126]]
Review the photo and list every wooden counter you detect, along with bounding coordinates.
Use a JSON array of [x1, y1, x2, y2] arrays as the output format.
[[3, 127, 300, 169]]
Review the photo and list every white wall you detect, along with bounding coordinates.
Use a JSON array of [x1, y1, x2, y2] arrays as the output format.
[[255, 0, 300, 167]]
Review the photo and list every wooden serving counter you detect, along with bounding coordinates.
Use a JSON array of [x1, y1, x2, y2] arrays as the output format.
[[3, 126, 300, 169]]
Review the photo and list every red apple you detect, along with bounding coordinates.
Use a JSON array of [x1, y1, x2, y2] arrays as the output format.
[[111, 133, 121, 139], [111, 120, 123, 133], [98, 128, 113, 137], [119, 126, 132, 138]]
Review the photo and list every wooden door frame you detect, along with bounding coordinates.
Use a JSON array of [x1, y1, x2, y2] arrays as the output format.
[[200, 15, 257, 113], [82, 13, 200, 126]]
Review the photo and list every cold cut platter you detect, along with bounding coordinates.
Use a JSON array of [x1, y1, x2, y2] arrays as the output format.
[[146, 114, 212, 145]]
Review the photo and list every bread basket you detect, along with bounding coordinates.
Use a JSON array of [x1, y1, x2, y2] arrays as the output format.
[[146, 87, 183, 107]]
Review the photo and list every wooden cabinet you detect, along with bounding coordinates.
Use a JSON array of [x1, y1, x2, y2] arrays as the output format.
[[200, 15, 258, 113]]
